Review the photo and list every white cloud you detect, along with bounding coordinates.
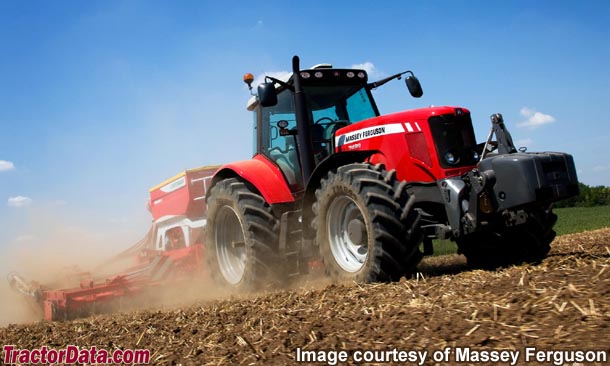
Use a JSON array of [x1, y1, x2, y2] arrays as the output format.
[[351, 62, 383, 79], [252, 71, 291, 90], [251, 19, 264, 31], [0, 160, 15, 172], [7, 196, 32, 208], [593, 165, 610, 173], [54, 200, 68, 206], [517, 107, 556, 128]]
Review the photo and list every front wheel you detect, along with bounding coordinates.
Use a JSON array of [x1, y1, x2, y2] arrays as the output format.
[[205, 178, 280, 291], [313, 163, 422, 283]]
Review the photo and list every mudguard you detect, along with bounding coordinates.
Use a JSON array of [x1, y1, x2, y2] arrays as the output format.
[[209, 154, 295, 204]]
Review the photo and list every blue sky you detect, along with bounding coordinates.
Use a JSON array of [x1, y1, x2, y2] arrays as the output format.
[[0, 1, 609, 268]]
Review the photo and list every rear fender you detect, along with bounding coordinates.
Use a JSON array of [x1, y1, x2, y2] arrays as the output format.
[[209, 155, 294, 204]]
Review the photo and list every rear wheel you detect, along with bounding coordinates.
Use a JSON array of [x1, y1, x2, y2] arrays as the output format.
[[206, 178, 280, 291], [457, 207, 557, 269], [313, 163, 422, 282]]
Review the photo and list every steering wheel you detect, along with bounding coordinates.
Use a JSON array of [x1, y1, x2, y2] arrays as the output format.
[[315, 116, 349, 132], [326, 120, 349, 134], [314, 117, 335, 125]]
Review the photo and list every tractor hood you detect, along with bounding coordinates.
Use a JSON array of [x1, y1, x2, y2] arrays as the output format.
[[334, 106, 472, 149], [333, 106, 477, 183]]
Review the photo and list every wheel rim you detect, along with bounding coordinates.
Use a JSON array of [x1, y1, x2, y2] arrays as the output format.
[[326, 195, 368, 273], [215, 205, 246, 285]]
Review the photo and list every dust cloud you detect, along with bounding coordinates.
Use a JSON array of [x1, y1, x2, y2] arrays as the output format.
[[1, 210, 334, 326], [0, 281, 39, 326], [0, 210, 147, 326], [0, 211, 235, 325]]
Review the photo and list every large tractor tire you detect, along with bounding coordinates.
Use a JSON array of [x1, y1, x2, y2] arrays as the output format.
[[205, 178, 280, 291], [457, 207, 557, 269], [312, 163, 423, 283]]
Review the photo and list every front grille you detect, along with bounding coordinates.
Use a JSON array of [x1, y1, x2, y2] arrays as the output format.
[[428, 114, 478, 169]]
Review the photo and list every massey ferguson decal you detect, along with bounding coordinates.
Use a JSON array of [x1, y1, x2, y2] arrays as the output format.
[[335, 123, 409, 147]]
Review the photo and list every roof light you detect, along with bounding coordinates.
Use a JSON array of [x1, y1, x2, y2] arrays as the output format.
[[314, 71, 323, 78], [357, 72, 366, 78], [243, 73, 254, 84], [300, 72, 311, 79], [243, 73, 254, 90], [347, 71, 355, 78]]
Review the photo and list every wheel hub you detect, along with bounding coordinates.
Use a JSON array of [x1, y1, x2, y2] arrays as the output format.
[[347, 219, 365, 247], [326, 195, 369, 273], [215, 205, 246, 285]]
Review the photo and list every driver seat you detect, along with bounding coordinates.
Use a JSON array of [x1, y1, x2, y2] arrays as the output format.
[[269, 147, 302, 189]]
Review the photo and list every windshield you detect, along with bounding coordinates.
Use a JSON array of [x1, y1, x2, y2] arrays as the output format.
[[260, 85, 378, 155], [304, 85, 377, 125]]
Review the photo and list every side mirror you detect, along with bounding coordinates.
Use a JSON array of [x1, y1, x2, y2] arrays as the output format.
[[405, 76, 423, 98], [258, 83, 278, 107]]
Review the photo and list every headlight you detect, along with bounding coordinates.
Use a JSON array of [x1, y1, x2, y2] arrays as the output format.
[[473, 150, 480, 161], [444, 151, 459, 165]]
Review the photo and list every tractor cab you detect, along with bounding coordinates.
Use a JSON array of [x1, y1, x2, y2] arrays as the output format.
[[245, 65, 379, 190], [244, 61, 423, 192]]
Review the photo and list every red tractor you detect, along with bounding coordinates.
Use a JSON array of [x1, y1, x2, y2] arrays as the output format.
[[8, 56, 580, 319], [204, 56, 579, 290]]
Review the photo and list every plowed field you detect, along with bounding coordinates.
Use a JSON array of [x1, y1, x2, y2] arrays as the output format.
[[2, 229, 609, 365]]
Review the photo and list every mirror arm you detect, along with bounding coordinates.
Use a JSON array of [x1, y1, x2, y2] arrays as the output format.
[[367, 70, 414, 90], [265, 76, 294, 91]]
